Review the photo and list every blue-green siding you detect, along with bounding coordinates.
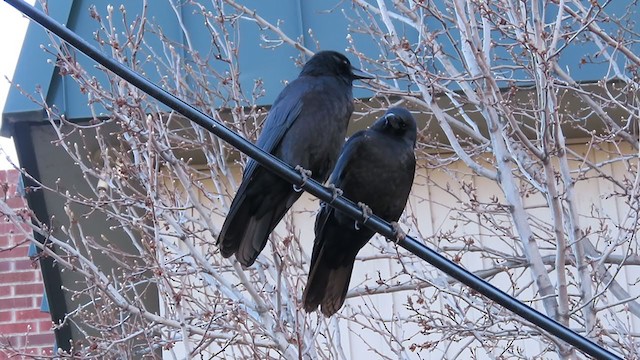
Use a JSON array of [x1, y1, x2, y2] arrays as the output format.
[[3, 1, 74, 115], [3, 1, 638, 127], [4, 1, 383, 122]]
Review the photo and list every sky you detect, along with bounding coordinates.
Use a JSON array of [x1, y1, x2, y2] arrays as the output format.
[[0, 0, 36, 170]]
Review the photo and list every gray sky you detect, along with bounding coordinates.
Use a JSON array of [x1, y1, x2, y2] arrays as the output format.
[[0, 0, 36, 170]]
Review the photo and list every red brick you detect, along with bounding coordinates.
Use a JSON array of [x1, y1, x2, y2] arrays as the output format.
[[8, 237, 30, 250], [0, 231, 15, 242], [27, 311, 51, 321], [0, 261, 13, 272], [0, 310, 13, 322], [0, 271, 34, 283], [0, 271, 35, 283], [0, 249, 23, 259], [5, 197, 25, 209], [7, 171, 19, 181], [0, 285, 12, 297], [0, 258, 32, 268], [16, 223, 31, 233], [0, 239, 9, 249], [34, 312, 51, 321], [14, 309, 42, 321], [38, 320, 53, 332], [2, 334, 24, 348], [13, 283, 44, 296], [0, 244, 25, 253], [0, 221, 18, 232], [0, 322, 34, 335], [23, 347, 54, 357], [23, 333, 55, 347], [1, 297, 35, 309], [0, 171, 53, 351], [23, 348, 42, 356], [13, 259, 36, 271], [0, 169, 15, 179]]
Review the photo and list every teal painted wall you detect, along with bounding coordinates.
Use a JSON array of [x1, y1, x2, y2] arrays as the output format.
[[5, 1, 384, 121], [3, 1, 638, 122]]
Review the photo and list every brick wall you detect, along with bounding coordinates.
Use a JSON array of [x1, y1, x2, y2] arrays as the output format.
[[0, 170, 55, 358]]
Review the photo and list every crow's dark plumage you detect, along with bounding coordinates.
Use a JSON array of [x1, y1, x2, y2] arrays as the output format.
[[218, 51, 372, 267], [303, 107, 417, 317]]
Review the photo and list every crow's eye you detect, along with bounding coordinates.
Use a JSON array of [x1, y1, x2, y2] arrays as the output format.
[[334, 55, 348, 65], [400, 122, 407, 129]]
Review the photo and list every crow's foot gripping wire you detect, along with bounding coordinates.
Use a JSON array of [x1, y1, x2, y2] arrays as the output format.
[[293, 165, 312, 192], [354, 202, 372, 230], [327, 183, 343, 203], [390, 222, 406, 244]]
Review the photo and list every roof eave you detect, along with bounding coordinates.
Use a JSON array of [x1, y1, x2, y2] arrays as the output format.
[[1, 1, 74, 136], [1, 109, 45, 137]]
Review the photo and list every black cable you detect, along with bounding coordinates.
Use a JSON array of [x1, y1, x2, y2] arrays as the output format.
[[3, 1, 622, 359]]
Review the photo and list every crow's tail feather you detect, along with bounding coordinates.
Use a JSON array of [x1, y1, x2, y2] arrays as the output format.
[[303, 259, 354, 317]]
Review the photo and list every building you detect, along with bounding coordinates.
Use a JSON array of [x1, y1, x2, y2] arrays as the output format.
[[0, 169, 55, 358], [1, 1, 638, 358]]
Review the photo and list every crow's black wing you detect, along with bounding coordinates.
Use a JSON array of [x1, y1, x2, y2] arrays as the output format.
[[308, 129, 368, 265], [218, 79, 307, 266], [240, 87, 305, 186], [303, 117, 416, 316], [303, 131, 370, 315]]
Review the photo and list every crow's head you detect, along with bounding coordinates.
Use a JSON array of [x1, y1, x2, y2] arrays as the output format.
[[301, 51, 373, 82], [372, 107, 417, 146]]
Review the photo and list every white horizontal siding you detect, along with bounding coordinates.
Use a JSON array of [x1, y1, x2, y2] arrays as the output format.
[[162, 142, 637, 358]]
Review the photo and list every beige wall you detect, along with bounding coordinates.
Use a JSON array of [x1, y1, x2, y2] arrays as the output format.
[[162, 141, 638, 358]]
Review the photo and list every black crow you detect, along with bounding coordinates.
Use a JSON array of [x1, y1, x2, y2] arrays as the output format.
[[303, 107, 417, 317], [218, 51, 372, 267]]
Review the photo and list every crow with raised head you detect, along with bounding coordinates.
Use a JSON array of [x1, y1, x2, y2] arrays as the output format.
[[303, 107, 417, 317], [218, 51, 372, 267]]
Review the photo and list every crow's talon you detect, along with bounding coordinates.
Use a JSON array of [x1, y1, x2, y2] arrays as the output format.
[[293, 165, 312, 192], [358, 202, 372, 222], [390, 222, 406, 244], [327, 184, 343, 203], [354, 202, 372, 230]]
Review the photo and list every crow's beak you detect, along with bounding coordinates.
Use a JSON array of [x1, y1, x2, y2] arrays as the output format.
[[351, 66, 374, 80], [384, 113, 395, 127]]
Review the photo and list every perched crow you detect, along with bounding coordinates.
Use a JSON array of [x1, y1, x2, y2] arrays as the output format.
[[218, 51, 372, 267], [303, 107, 417, 317]]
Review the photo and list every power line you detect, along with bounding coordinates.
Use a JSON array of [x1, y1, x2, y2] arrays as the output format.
[[4, 1, 621, 359]]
